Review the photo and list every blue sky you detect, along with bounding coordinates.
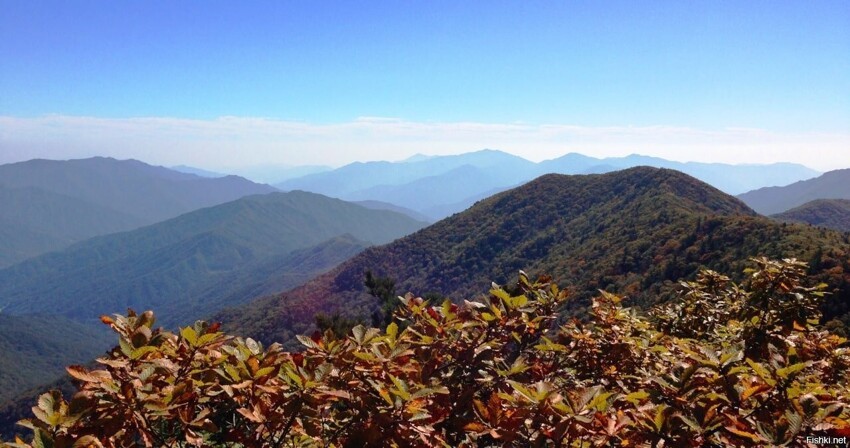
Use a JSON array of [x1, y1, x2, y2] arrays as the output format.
[[1, 1, 848, 169]]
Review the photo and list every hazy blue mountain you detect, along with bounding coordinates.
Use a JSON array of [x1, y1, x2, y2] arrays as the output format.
[[353, 200, 432, 223], [274, 149, 536, 198], [0, 191, 426, 328], [401, 153, 438, 162], [274, 150, 818, 221], [0, 185, 141, 267], [343, 165, 536, 220], [230, 164, 332, 184], [0, 157, 276, 226], [771, 199, 850, 232], [419, 185, 519, 221], [581, 164, 618, 174], [540, 153, 820, 194], [170, 165, 227, 178], [536, 152, 606, 174], [738, 169, 850, 215]]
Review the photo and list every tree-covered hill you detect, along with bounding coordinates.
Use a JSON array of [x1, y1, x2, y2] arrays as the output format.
[[0, 191, 426, 328], [738, 168, 850, 215], [218, 168, 850, 348], [0, 193, 425, 414], [772, 199, 850, 232], [0, 234, 372, 437]]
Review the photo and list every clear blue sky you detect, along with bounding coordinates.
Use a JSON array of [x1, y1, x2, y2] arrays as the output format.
[[1, 1, 848, 169]]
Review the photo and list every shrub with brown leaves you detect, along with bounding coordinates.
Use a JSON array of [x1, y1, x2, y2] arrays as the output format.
[[3, 258, 849, 447]]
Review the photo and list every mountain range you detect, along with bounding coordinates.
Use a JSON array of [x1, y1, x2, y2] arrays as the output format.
[[220, 167, 850, 349], [0, 160, 847, 435], [0, 190, 426, 403], [0, 157, 276, 266], [0, 190, 426, 327], [0, 185, 140, 268], [738, 168, 850, 215], [275, 150, 819, 220]]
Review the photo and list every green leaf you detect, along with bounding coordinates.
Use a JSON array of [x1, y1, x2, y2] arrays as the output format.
[[224, 364, 241, 382], [254, 366, 275, 379], [386, 322, 398, 341], [180, 326, 198, 346], [37, 392, 56, 415], [624, 391, 649, 405], [130, 346, 158, 360], [653, 405, 668, 432], [284, 367, 304, 388], [746, 359, 776, 387], [776, 362, 808, 380]]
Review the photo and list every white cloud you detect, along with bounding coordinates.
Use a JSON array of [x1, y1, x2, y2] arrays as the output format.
[[0, 115, 848, 171]]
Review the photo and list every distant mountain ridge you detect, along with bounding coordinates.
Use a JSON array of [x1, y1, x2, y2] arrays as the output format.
[[738, 169, 850, 215], [0, 157, 277, 265], [221, 167, 850, 349], [0, 185, 140, 267], [353, 200, 432, 223], [275, 150, 819, 220], [0, 157, 276, 224], [771, 199, 850, 232]]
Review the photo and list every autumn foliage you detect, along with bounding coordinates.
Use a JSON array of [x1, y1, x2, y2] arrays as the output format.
[[3, 258, 850, 447]]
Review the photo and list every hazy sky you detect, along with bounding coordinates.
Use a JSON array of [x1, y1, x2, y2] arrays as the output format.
[[1, 1, 848, 170]]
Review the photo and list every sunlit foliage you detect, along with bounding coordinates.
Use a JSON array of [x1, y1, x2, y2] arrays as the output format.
[[4, 258, 849, 447]]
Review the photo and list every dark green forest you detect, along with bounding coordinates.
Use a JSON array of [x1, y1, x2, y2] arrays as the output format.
[[772, 199, 850, 232]]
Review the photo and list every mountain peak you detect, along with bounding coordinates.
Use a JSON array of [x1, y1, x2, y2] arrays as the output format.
[[219, 167, 773, 347]]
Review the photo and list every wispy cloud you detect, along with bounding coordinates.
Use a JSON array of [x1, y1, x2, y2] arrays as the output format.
[[1, 115, 848, 171]]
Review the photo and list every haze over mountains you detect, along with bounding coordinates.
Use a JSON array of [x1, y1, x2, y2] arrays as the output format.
[[0, 152, 844, 420], [0, 185, 426, 403], [738, 168, 850, 215], [0, 185, 140, 268], [0, 191, 426, 327], [219, 167, 850, 349], [275, 150, 820, 220], [0, 157, 276, 266]]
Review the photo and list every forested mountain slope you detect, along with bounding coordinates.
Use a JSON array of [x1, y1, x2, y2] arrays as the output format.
[[0, 192, 425, 410], [771, 199, 850, 232], [0, 191, 426, 328], [219, 168, 850, 348]]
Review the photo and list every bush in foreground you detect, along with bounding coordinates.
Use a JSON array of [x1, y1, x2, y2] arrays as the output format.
[[3, 258, 850, 447]]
